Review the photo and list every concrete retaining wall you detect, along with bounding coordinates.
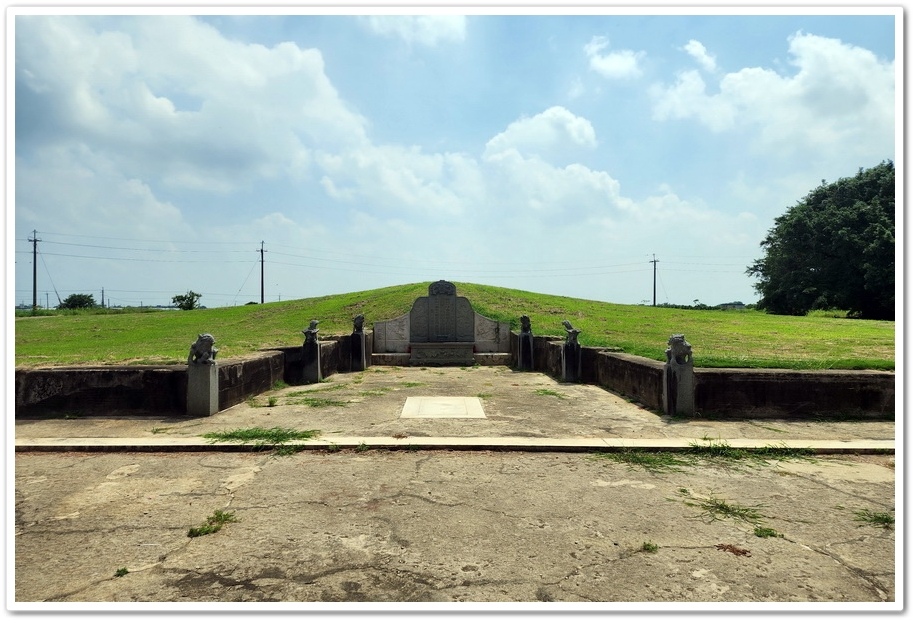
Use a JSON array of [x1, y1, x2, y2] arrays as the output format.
[[15, 351, 286, 418], [15, 332, 894, 420], [509, 333, 894, 419]]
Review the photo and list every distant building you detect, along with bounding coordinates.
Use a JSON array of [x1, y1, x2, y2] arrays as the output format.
[[718, 301, 746, 310]]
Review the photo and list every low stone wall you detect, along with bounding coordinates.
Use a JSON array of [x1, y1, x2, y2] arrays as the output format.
[[694, 368, 895, 419], [508, 332, 894, 419], [15, 332, 894, 421], [15, 351, 285, 418]]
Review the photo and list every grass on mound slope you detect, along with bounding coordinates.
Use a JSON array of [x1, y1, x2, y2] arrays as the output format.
[[14, 282, 894, 370]]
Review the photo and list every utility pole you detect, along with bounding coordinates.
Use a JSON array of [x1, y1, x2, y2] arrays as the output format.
[[258, 241, 266, 304], [650, 254, 659, 307], [28, 230, 40, 312], [101, 287, 105, 308]]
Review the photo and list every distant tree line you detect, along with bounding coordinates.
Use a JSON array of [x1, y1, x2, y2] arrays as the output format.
[[747, 161, 894, 321]]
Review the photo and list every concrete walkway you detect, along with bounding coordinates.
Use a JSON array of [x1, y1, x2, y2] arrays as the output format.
[[15, 366, 895, 454]]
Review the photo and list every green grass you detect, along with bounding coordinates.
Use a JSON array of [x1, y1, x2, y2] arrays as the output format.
[[14, 282, 894, 370], [675, 489, 765, 525], [187, 509, 238, 538], [593, 450, 694, 473], [854, 508, 894, 529], [535, 389, 567, 399], [754, 526, 783, 538], [594, 441, 815, 473], [202, 427, 320, 447], [640, 542, 659, 553]]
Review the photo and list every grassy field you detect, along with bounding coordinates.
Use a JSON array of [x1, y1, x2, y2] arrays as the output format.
[[13, 282, 895, 370]]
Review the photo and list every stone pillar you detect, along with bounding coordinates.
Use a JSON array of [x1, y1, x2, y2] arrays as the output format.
[[351, 315, 367, 372], [561, 320, 581, 382], [518, 315, 534, 371], [187, 362, 219, 416], [301, 320, 322, 384], [663, 334, 695, 417], [186, 333, 219, 416]]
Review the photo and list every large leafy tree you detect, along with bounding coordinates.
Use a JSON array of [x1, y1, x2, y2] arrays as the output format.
[[747, 161, 895, 320], [172, 290, 202, 310], [58, 293, 97, 309]]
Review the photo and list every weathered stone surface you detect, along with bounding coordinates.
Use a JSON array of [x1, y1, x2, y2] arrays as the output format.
[[409, 280, 475, 343], [187, 362, 218, 416], [408, 342, 476, 366], [663, 334, 695, 417], [372, 312, 410, 353]]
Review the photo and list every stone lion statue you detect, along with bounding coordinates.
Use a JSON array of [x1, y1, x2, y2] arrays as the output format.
[[665, 334, 692, 366], [562, 319, 580, 345], [188, 333, 218, 365]]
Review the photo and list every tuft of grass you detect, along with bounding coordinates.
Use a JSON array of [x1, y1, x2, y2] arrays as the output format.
[[267, 396, 278, 407], [687, 439, 815, 465], [355, 442, 370, 453], [202, 427, 320, 448], [400, 381, 425, 388], [593, 450, 692, 473], [288, 397, 349, 408], [114, 567, 129, 577], [535, 389, 566, 399], [359, 388, 391, 397], [854, 508, 894, 529], [188, 509, 237, 538], [150, 427, 171, 434], [640, 541, 659, 553], [675, 489, 765, 525], [754, 526, 783, 538], [271, 380, 289, 391]]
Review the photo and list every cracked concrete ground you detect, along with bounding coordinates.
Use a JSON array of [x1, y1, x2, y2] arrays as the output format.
[[12, 366, 898, 611], [14, 450, 895, 607]]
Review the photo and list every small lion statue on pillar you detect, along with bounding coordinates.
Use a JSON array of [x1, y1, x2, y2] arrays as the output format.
[[188, 333, 218, 365], [665, 334, 692, 366]]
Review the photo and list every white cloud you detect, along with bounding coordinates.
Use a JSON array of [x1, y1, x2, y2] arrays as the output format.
[[682, 39, 717, 72], [483, 106, 597, 164], [651, 33, 894, 161], [584, 36, 645, 79], [16, 15, 369, 194], [361, 15, 466, 46]]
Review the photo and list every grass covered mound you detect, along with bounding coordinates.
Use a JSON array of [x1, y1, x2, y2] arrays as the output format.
[[14, 282, 894, 370]]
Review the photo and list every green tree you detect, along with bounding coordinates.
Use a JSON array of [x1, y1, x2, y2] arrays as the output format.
[[58, 293, 97, 309], [747, 161, 895, 320], [172, 290, 202, 310]]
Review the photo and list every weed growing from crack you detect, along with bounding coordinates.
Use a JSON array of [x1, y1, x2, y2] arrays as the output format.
[[640, 542, 659, 553], [535, 389, 566, 399], [288, 397, 349, 408], [202, 427, 320, 451], [754, 526, 783, 538], [114, 567, 128, 577], [592, 450, 692, 473], [188, 509, 237, 538], [674, 489, 765, 525], [854, 508, 894, 529]]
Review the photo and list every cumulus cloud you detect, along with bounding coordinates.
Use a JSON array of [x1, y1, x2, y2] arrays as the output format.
[[650, 33, 894, 159], [483, 106, 597, 164], [361, 15, 466, 46], [584, 35, 645, 79], [16, 15, 369, 193], [682, 39, 717, 72]]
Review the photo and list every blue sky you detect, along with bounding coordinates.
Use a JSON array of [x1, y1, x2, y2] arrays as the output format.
[[10, 6, 899, 310]]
